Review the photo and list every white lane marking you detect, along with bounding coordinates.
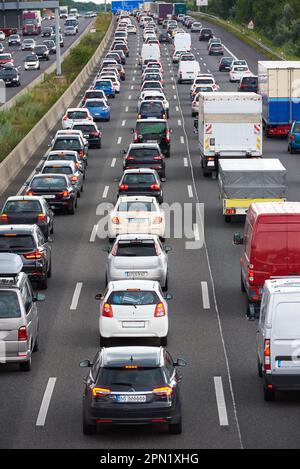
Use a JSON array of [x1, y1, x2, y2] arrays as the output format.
[[128, 95, 132, 100], [187, 185, 193, 198], [117, 136, 122, 144], [102, 185, 109, 199], [193, 223, 200, 241], [171, 77, 174, 81], [201, 281, 210, 309], [132, 77, 135, 81], [125, 106, 129, 112], [214, 377, 229, 426], [130, 85, 134, 90], [200, 57, 203, 61], [134, 69, 137, 74], [207, 69, 211, 73], [70, 282, 83, 310], [36, 378, 57, 427], [203, 63, 206, 66], [178, 119, 182, 126], [197, 52, 200, 55], [172, 85, 175, 89], [122, 120, 126, 126], [180, 136, 184, 144], [176, 106, 179, 112], [90, 224, 98, 243], [111, 158, 116, 167], [184, 157, 188, 167], [174, 95, 177, 100]]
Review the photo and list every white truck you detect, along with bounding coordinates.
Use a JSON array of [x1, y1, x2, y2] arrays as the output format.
[[198, 92, 262, 177], [174, 32, 191, 52], [59, 6, 68, 18], [140, 43, 160, 68]]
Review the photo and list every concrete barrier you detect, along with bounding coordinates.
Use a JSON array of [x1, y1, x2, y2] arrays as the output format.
[[0, 17, 115, 196]]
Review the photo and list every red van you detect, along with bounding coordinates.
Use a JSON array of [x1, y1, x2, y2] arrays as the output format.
[[233, 202, 300, 319]]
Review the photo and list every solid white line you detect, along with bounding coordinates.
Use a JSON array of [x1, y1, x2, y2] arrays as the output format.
[[36, 378, 57, 427], [200, 57, 203, 61], [102, 185, 109, 199], [128, 95, 132, 100], [125, 106, 129, 112], [184, 158, 188, 167], [111, 158, 116, 167], [122, 120, 126, 126], [180, 136, 184, 144], [187, 185, 193, 198], [174, 95, 177, 100], [134, 69, 137, 74], [203, 63, 206, 66], [178, 119, 182, 126], [70, 282, 83, 310], [117, 136, 122, 144], [176, 106, 179, 112], [201, 281, 210, 309], [90, 224, 98, 243], [193, 223, 200, 241], [214, 377, 229, 426]]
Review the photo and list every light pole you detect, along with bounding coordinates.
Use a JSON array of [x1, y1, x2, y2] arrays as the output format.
[[55, 7, 61, 76]]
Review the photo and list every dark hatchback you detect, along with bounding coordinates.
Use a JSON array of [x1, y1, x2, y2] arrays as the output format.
[[0, 65, 20, 86], [25, 174, 77, 214], [80, 346, 187, 435], [0, 224, 51, 289], [72, 122, 102, 149], [238, 75, 258, 92], [139, 101, 166, 120], [132, 120, 171, 158], [34, 45, 50, 60], [118, 169, 163, 202], [0, 196, 54, 239], [42, 39, 56, 54], [219, 56, 234, 71], [199, 28, 213, 41], [123, 143, 166, 180], [159, 32, 172, 43]]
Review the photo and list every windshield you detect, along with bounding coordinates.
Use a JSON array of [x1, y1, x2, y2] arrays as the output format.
[[4, 200, 41, 212], [107, 290, 159, 305], [30, 176, 67, 189], [53, 139, 81, 151], [0, 291, 21, 319], [0, 235, 35, 251], [136, 122, 166, 135]]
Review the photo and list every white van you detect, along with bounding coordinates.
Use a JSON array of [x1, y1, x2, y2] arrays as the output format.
[[177, 60, 200, 83], [174, 32, 191, 52], [257, 277, 300, 401], [140, 44, 160, 68]]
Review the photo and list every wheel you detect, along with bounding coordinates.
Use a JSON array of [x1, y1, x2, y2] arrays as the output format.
[[290, 146, 296, 154], [264, 385, 275, 401], [98, 142, 101, 149], [100, 335, 110, 347], [50, 222, 54, 234], [241, 273, 246, 292], [168, 418, 182, 434], [192, 112, 196, 117], [257, 357, 262, 378], [160, 336, 168, 346], [178, 79, 181, 84], [105, 273, 108, 287], [19, 356, 32, 371], [165, 152, 170, 158], [162, 275, 168, 292], [47, 261, 52, 278], [67, 201, 75, 214], [77, 190, 81, 198], [225, 215, 231, 223], [83, 418, 97, 435], [38, 276, 48, 290]]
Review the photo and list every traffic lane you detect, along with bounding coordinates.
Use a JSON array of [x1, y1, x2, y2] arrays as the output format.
[[1, 16, 93, 104], [168, 38, 300, 447]]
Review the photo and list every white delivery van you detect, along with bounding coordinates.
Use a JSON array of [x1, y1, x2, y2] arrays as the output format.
[[178, 60, 200, 84], [257, 277, 300, 401], [140, 44, 160, 68], [174, 32, 191, 52]]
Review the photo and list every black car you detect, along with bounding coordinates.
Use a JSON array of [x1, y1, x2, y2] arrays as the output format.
[[139, 101, 166, 120], [123, 143, 166, 180], [132, 119, 171, 158], [118, 169, 163, 202], [238, 75, 258, 92], [0, 196, 54, 240], [80, 346, 187, 435], [41, 26, 53, 37], [0, 224, 51, 289], [72, 122, 102, 149], [42, 39, 56, 54], [199, 28, 213, 41], [159, 32, 172, 43], [25, 174, 77, 214], [34, 45, 50, 61], [0, 65, 20, 86], [219, 56, 234, 71]]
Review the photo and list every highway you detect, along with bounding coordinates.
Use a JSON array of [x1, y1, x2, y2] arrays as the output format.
[[0, 15, 93, 105], [0, 16, 299, 449]]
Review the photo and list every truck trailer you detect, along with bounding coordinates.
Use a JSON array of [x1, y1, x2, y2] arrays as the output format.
[[157, 3, 173, 22], [258, 61, 300, 137], [173, 3, 187, 18], [22, 11, 42, 36]]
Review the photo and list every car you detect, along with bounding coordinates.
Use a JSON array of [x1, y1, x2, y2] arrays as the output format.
[[72, 120, 102, 149], [110, 49, 126, 65], [24, 53, 40, 70], [159, 32, 172, 43], [143, 62, 163, 74], [0, 196, 54, 239], [114, 63, 126, 81], [42, 39, 56, 54], [142, 72, 163, 85], [43, 150, 85, 177], [288, 121, 300, 153], [0, 253, 45, 371], [118, 169, 163, 203], [127, 24, 137, 34], [84, 98, 110, 122], [190, 75, 219, 95], [26, 174, 78, 215], [230, 59, 248, 71], [64, 18, 78, 33], [191, 22, 202, 32], [105, 52, 121, 64], [34, 45, 50, 61], [138, 100, 167, 120], [208, 42, 224, 55], [0, 225, 51, 289], [219, 56, 234, 71], [64, 26, 77, 36], [21, 38, 36, 51], [105, 234, 170, 288], [207, 37, 222, 50], [132, 119, 171, 158], [99, 74, 120, 93], [81, 89, 107, 105], [80, 345, 186, 434], [199, 28, 213, 40], [0, 64, 20, 86], [108, 196, 165, 241], [39, 160, 84, 196], [101, 58, 119, 69], [41, 26, 53, 37], [93, 79, 115, 98], [62, 108, 93, 130], [100, 67, 121, 81], [122, 143, 166, 180], [238, 75, 258, 92], [51, 135, 88, 167], [0, 31, 5, 41], [229, 65, 251, 82], [0, 53, 13, 66], [8, 34, 21, 46], [178, 53, 196, 62], [138, 91, 169, 117]]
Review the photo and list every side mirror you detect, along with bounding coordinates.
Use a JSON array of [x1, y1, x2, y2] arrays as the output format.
[[102, 246, 111, 253], [24, 181, 29, 187], [120, 149, 126, 155], [34, 292, 46, 302], [164, 293, 173, 300], [164, 246, 172, 252], [114, 177, 121, 182], [130, 128, 134, 134], [174, 358, 187, 367], [95, 293, 103, 300], [169, 128, 173, 134], [79, 359, 92, 368], [233, 232, 243, 245]]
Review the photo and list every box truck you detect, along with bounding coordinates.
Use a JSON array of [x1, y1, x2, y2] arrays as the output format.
[[258, 61, 300, 137], [198, 92, 262, 178], [111, 1, 144, 13], [157, 3, 173, 22], [173, 3, 187, 17], [22, 11, 42, 36], [59, 6, 68, 19]]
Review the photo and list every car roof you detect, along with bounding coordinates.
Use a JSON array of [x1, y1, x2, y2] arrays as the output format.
[[102, 346, 163, 368], [0, 224, 36, 234], [0, 253, 23, 275], [115, 233, 159, 242], [123, 168, 158, 175], [42, 160, 75, 167], [5, 195, 44, 202]]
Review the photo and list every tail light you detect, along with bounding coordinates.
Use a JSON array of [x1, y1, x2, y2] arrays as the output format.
[[79, 150, 84, 158], [102, 303, 113, 318], [70, 176, 78, 183], [248, 264, 254, 284], [1, 213, 8, 221], [119, 184, 128, 190], [63, 115, 68, 121], [155, 243, 161, 256], [152, 386, 172, 396], [37, 213, 46, 222], [154, 302, 165, 317], [153, 216, 162, 224], [91, 131, 100, 137], [290, 134, 295, 141], [133, 130, 138, 142], [166, 130, 170, 143], [150, 184, 160, 191], [111, 244, 117, 256], [26, 191, 35, 196], [264, 339, 271, 371], [153, 155, 162, 160], [23, 250, 43, 260], [91, 386, 111, 397], [75, 163, 81, 169], [59, 190, 69, 198], [112, 216, 120, 224], [126, 156, 135, 161], [18, 326, 28, 341], [225, 209, 236, 215]]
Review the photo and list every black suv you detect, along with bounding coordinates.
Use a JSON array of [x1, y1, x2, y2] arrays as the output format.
[[199, 28, 213, 41], [0, 65, 20, 86], [80, 346, 187, 435], [132, 119, 171, 158], [34, 45, 50, 61], [123, 143, 166, 180]]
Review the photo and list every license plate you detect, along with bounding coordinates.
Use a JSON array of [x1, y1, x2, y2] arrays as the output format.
[[147, 140, 157, 143], [277, 360, 300, 368], [116, 394, 146, 403], [41, 195, 56, 199], [207, 161, 214, 167], [128, 218, 147, 223], [125, 271, 148, 277], [84, 134, 89, 138], [122, 321, 145, 328]]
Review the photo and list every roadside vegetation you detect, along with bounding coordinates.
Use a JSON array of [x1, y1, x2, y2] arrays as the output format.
[[0, 12, 111, 163]]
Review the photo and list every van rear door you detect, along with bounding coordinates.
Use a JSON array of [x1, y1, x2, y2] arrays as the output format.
[[287, 216, 300, 275]]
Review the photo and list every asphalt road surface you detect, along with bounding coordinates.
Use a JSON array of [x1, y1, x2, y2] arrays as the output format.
[[0, 17, 299, 449], [0, 16, 93, 105]]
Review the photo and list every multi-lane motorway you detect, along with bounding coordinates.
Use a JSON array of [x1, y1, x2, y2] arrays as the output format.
[[0, 16, 299, 449], [1, 15, 93, 105]]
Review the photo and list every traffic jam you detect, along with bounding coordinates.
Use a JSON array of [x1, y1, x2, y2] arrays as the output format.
[[1, 7, 300, 441]]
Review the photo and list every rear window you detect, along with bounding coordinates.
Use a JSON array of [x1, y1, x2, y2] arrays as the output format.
[[86, 100, 106, 108], [0, 234, 35, 250], [115, 240, 157, 257], [196, 78, 214, 84], [241, 76, 258, 85], [202, 29, 212, 33], [73, 124, 95, 132], [195, 87, 213, 92], [123, 174, 156, 184], [274, 303, 300, 339], [144, 74, 160, 80], [143, 82, 161, 89], [85, 91, 104, 99], [42, 166, 72, 175], [118, 201, 156, 212], [136, 122, 166, 135], [31, 176, 67, 189], [98, 367, 165, 390], [96, 81, 111, 87], [144, 95, 163, 102], [67, 111, 88, 119], [48, 154, 76, 162], [129, 148, 159, 158], [4, 200, 41, 212], [140, 102, 163, 112], [107, 290, 159, 305], [0, 291, 21, 319], [53, 139, 81, 150]]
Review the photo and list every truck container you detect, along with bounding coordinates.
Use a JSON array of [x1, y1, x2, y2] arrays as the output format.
[[258, 61, 300, 137], [150, 3, 158, 15], [218, 159, 286, 222], [111, 1, 144, 13], [198, 92, 262, 178], [157, 3, 173, 22], [22, 11, 42, 36], [173, 3, 187, 17]]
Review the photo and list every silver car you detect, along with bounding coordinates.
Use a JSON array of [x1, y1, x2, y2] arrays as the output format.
[[0, 253, 45, 371], [39, 160, 84, 196], [104, 234, 171, 290]]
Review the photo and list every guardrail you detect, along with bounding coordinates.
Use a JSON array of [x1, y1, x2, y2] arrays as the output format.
[[191, 11, 285, 61], [0, 17, 116, 196], [1, 17, 97, 112]]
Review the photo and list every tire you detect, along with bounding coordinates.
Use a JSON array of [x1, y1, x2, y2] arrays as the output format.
[[83, 418, 97, 435], [264, 385, 275, 402], [290, 146, 296, 154], [162, 275, 168, 292], [225, 215, 231, 223], [33, 334, 39, 352], [98, 142, 101, 149], [160, 336, 168, 346], [38, 276, 48, 290], [241, 273, 246, 292], [257, 357, 262, 378], [109, 237, 115, 243], [47, 261, 52, 278], [50, 222, 54, 234], [100, 335, 110, 347], [19, 356, 32, 371], [77, 190, 81, 199], [192, 112, 196, 117], [67, 201, 75, 215], [169, 418, 182, 434]]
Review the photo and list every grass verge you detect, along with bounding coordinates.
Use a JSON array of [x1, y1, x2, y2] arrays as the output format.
[[0, 12, 111, 163]]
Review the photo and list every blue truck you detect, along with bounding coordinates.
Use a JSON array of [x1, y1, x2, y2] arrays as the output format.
[[111, 0, 144, 13]]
